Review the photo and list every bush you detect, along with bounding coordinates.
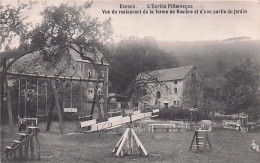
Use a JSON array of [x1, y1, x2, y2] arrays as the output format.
[[159, 108, 208, 121]]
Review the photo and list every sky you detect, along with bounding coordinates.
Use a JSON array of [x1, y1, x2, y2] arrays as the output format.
[[2, 0, 260, 43], [87, 1, 260, 41]]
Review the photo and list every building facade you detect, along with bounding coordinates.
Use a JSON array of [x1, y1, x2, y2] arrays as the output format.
[[136, 66, 203, 110], [69, 45, 109, 102]]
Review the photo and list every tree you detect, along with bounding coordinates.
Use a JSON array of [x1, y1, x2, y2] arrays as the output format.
[[30, 3, 112, 121], [0, 1, 34, 132], [108, 37, 180, 99], [182, 67, 204, 109], [222, 58, 259, 115], [1, 2, 112, 132]]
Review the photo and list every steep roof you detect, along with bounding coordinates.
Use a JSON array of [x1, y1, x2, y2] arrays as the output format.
[[7, 48, 84, 78], [150, 66, 194, 81]]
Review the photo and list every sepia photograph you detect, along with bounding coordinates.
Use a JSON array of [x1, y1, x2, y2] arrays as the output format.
[[1, 0, 260, 162]]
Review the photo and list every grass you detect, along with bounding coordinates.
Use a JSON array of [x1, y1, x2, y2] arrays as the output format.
[[1, 120, 260, 163]]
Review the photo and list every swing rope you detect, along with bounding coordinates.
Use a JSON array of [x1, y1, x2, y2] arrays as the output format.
[[24, 77, 28, 118], [70, 77, 72, 108], [45, 78, 48, 115], [36, 79, 39, 114], [18, 78, 21, 118], [80, 78, 82, 109], [62, 77, 65, 110]]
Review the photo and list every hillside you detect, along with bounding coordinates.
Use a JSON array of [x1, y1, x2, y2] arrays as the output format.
[[158, 39, 260, 85]]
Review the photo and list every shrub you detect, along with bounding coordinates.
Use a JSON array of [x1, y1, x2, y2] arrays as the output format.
[[159, 108, 208, 121]]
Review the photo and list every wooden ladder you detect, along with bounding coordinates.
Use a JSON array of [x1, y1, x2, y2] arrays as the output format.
[[189, 130, 212, 152], [5, 126, 40, 161]]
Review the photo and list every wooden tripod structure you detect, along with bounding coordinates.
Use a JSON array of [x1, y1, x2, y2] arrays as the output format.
[[112, 123, 148, 156]]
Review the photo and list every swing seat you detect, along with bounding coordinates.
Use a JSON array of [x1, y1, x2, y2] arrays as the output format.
[[36, 110, 48, 121], [36, 113, 48, 122], [36, 113, 48, 117]]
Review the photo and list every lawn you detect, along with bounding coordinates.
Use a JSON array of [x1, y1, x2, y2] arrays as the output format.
[[1, 119, 260, 163]]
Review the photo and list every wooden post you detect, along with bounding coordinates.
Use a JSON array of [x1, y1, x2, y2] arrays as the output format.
[[30, 137, 34, 159], [190, 131, 196, 151], [19, 146, 22, 160], [70, 78, 72, 108], [0, 72, 2, 120], [206, 132, 212, 150], [5, 77, 14, 133], [24, 141, 29, 160], [18, 78, 21, 118], [195, 131, 199, 150], [130, 128, 133, 154], [116, 128, 129, 156], [204, 132, 207, 151], [36, 135, 40, 159], [36, 79, 39, 114], [131, 128, 148, 156], [113, 128, 128, 153], [51, 79, 64, 134]]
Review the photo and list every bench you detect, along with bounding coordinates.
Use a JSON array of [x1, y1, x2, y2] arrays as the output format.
[[222, 120, 239, 130], [170, 121, 189, 129], [148, 124, 181, 133]]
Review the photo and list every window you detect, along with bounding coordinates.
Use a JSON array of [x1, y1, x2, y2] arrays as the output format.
[[174, 88, 178, 93], [174, 80, 177, 84], [82, 63, 84, 73], [88, 69, 92, 78], [92, 70, 95, 78], [156, 91, 161, 98], [173, 101, 176, 105], [101, 71, 105, 77]]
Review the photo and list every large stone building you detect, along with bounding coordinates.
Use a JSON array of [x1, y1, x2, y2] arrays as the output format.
[[136, 66, 203, 110], [7, 45, 109, 112]]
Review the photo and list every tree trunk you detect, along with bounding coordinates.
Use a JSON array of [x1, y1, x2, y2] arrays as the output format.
[[0, 58, 6, 120], [96, 94, 104, 121], [89, 84, 97, 120], [90, 72, 105, 121], [5, 77, 14, 133], [90, 81, 103, 121], [0, 72, 2, 121], [46, 97, 54, 132], [102, 81, 108, 120], [51, 79, 64, 134]]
